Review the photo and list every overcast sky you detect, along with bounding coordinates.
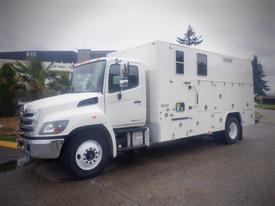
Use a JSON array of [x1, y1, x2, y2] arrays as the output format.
[[1, 0, 274, 93]]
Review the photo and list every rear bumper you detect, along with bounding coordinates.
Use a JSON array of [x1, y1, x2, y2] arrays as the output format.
[[17, 137, 64, 159]]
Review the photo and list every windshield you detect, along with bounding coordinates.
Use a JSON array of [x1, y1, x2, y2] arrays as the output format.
[[72, 60, 106, 93]]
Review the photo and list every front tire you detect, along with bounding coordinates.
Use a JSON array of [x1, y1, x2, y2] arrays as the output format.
[[63, 130, 110, 179]]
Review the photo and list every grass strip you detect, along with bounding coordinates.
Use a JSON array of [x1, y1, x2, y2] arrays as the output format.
[[0, 136, 17, 143], [256, 104, 275, 110]]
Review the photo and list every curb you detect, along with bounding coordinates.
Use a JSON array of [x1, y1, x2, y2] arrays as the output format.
[[0, 140, 17, 149], [257, 114, 263, 120]]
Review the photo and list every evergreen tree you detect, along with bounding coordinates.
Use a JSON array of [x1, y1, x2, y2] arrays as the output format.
[[177, 25, 203, 46], [252, 55, 270, 96]]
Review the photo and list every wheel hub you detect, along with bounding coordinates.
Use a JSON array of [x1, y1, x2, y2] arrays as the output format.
[[75, 140, 103, 170], [85, 150, 95, 161], [228, 122, 238, 139]]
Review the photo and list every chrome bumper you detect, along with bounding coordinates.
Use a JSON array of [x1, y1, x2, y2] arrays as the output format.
[[17, 137, 64, 159]]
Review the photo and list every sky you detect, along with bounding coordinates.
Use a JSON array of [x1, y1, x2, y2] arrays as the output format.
[[0, 0, 274, 93]]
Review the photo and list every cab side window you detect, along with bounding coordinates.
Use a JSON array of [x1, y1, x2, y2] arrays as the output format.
[[108, 64, 139, 93], [109, 64, 121, 93], [128, 65, 139, 89]]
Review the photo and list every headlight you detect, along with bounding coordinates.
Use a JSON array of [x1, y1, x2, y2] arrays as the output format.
[[39, 120, 69, 135]]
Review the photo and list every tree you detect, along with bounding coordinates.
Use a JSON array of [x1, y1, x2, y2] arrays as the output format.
[[13, 58, 71, 100], [46, 70, 70, 96], [177, 25, 203, 46], [252, 55, 270, 96], [12, 58, 53, 101], [0, 64, 21, 116]]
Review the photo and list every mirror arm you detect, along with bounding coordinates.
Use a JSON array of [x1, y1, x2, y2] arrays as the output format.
[[117, 91, 122, 100]]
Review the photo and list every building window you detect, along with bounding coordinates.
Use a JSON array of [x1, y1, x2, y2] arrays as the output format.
[[109, 64, 139, 93], [197, 53, 207, 76], [176, 50, 184, 74]]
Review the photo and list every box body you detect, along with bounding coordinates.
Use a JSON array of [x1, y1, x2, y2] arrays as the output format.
[[109, 41, 254, 143]]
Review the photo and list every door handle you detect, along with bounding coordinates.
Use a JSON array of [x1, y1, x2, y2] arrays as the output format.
[[134, 100, 141, 104]]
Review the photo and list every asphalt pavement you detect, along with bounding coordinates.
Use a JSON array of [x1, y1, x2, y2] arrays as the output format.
[[0, 109, 275, 206], [0, 147, 25, 164]]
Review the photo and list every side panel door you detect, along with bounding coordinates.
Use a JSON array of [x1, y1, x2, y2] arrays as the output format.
[[105, 62, 145, 128], [170, 80, 191, 139]]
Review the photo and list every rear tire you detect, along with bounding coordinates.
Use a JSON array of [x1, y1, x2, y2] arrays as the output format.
[[62, 130, 110, 179], [214, 116, 241, 144], [224, 117, 241, 144]]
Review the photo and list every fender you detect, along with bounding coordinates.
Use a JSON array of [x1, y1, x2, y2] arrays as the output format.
[[38, 104, 117, 157]]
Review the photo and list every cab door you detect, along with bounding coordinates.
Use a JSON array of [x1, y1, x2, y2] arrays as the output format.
[[105, 62, 145, 128]]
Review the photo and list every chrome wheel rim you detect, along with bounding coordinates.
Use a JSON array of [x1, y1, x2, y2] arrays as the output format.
[[75, 140, 103, 170], [228, 122, 238, 140]]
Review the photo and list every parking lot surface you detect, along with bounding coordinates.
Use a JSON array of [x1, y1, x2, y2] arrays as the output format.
[[0, 109, 275, 206]]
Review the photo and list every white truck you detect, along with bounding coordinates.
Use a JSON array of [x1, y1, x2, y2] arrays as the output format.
[[17, 41, 254, 178]]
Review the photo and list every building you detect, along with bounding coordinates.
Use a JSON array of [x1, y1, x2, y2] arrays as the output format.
[[0, 49, 115, 72], [0, 51, 77, 72], [77, 49, 115, 63]]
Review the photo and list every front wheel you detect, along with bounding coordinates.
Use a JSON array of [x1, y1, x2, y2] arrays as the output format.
[[63, 130, 110, 179]]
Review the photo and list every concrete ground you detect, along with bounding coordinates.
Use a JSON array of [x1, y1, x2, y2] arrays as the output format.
[[0, 109, 275, 206]]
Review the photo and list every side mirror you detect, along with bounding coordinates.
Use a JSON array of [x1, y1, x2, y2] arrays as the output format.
[[119, 79, 128, 88], [120, 62, 129, 88]]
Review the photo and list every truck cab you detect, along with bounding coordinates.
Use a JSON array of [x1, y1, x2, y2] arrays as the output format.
[[18, 57, 148, 178]]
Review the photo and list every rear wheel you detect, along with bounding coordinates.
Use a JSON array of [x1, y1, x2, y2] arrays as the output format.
[[63, 130, 110, 179], [224, 117, 241, 144], [214, 116, 241, 144]]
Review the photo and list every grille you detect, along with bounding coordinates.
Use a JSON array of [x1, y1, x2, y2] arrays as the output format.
[[18, 107, 36, 135]]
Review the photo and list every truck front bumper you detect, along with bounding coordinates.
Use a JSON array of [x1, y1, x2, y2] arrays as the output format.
[[17, 137, 64, 159]]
